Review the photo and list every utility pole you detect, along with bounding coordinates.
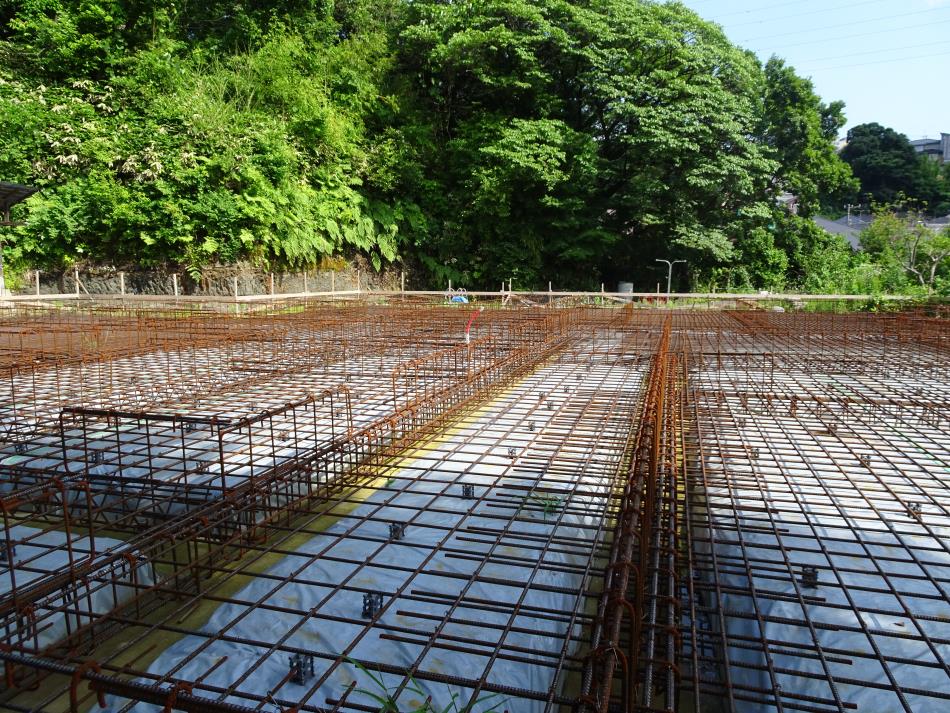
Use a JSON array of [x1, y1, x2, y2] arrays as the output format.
[[655, 259, 685, 301]]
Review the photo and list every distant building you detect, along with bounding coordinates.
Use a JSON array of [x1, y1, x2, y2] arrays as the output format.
[[910, 133, 950, 164], [777, 192, 798, 215], [813, 216, 863, 250]]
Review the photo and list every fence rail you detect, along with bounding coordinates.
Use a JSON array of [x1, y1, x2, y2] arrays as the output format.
[[1, 288, 920, 303]]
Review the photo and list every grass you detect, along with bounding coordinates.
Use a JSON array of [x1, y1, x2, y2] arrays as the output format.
[[518, 492, 564, 520], [348, 658, 508, 712]]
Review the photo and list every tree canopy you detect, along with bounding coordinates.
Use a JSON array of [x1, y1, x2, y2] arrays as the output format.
[[0, 0, 875, 291], [840, 123, 950, 215]]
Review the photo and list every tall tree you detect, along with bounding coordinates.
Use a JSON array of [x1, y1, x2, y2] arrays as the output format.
[[397, 0, 781, 288], [840, 123, 950, 213], [759, 57, 856, 217]]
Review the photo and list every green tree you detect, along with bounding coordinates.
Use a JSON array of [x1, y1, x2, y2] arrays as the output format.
[[861, 211, 950, 293], [917, 155, 950, 216], [0, 0, 881, 293], [759, 58, 856, 217], [397, 0, 782, 288], [1, 1, 418, 275], [840, 123, 950, 213]]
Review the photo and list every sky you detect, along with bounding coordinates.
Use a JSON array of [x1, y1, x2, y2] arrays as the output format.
[[679, 0, 950, 141]]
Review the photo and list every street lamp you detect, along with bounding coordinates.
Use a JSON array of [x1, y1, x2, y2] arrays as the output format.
[[655, 259, 685, 301]]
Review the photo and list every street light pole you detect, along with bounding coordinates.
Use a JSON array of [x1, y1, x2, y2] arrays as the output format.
[[655, 258, 685, 301]]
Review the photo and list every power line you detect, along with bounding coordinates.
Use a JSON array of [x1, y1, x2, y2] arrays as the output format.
[[705, 0, 826, 20], [743, 16, 950, 52], [682, 2, 950, 81], [799, 39, 950, 65], [736, 5, 948, 43], [802, 47, 950, 72], [705, 0, 865, 21], [726, 0, 893, 29]]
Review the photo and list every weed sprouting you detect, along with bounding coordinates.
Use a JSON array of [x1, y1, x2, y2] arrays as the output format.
[[347, 658, 508, 712], [526, 493, 564, 520]]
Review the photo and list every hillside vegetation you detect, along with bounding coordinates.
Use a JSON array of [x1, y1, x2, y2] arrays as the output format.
[[1, 0, 943, 292]]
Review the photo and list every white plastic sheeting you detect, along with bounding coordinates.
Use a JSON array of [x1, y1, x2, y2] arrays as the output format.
[[1, 526, 153, 651], [699, 368, 950, 713], [104, 353, 644, 713], [0, 368, 395, 507]]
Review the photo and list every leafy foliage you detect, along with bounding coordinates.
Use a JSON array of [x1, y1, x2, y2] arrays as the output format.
[[396, 0, 791, 287], [0, 1, 414, 275], [840, 123, 950, 215], [759, 58, 857, 217], [860, 210, 950, 293], [348, 657, 507, 713], [0, 0, 899, 293]]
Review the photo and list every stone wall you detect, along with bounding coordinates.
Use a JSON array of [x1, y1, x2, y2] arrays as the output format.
[[11, 260, 403, 296]]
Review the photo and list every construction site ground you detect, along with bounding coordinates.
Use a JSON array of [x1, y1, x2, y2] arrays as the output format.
[[0, 301, 947, 713]]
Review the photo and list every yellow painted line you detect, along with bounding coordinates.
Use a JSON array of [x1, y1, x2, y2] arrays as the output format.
[[373, 389, 513, 483], [54, 380, 527, 712]]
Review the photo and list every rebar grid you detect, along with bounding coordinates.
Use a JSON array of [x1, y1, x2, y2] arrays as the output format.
[[576, 309, 949, 713], [1, 307, 577, 482], [684, 385, 949, 709], [0, 305, 947, 713], [676, 311, 950, 713], [1, 314, 577, 644], [1, 306, 656, 704]]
